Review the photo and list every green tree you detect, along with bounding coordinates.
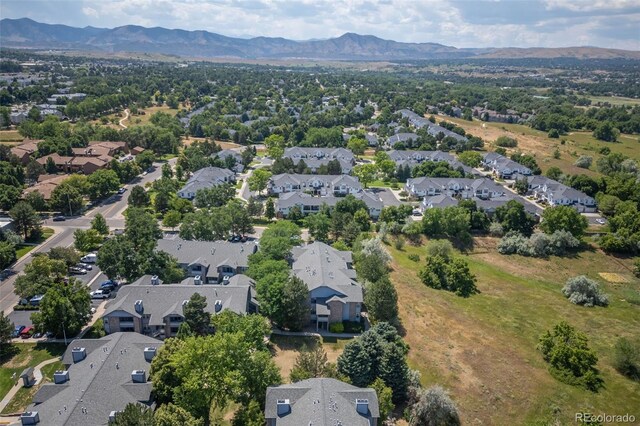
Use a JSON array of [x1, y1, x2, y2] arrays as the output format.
[[154, 403, 203, 426], [91, 213, 109, 235], [125, 207, 161, 251], [264, 197, 275, 220], [97, 236, 145, 281], [370, 378, 394, 422], [540, 206, 588, 238], [14, 255, 67, 299], [128, 185, 150, 208], [290, 345, 340, 382], [0, 184, 21, 211], [593, 121, 620, 142], [162, 163, 174, 179], [0, 241, 16, 270], [25, 191, 47, 212], [162, 210, 182, 230], [495, 200, 536, 237], [347, 137, 368, 156], [419, 255, 478, 297], [305, 213, 331, 242], [0, 312, 13, 355], [248, 169, 272, 194], [457, 151, 483, 167], [45, 156, 58, 174], [50, 182, 83, 216], [10, 201, 40, 240], [264, 134, 286, 159], [538, 321, 602, 391], [74, 229, 103, 253], [86, 169, 120, 200], [232, 400, 265, 426], [280, 276, 309, 331], [545, 166, 563, 180], [26, 159, 45, 182], [31, 279, 91, 338], [258, 221, 301, 260], [210, 310, 271, 350], [113, 403, 154, 426], [514, 177, 529, 195], [194, 183, 235, 208], [47, 246, 80, 267], [364, 276, 399, 325], [184, 293, 211, 336], [379, 341, 409, 402], [353, 163, 377, 188], [135, 150, 155, 171]]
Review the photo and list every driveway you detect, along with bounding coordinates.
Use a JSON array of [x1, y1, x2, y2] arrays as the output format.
[[367, 187, 403, 206]]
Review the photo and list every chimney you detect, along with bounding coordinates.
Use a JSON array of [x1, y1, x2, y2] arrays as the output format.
[[131, 370, 146, 383], [214, 300, 222, 312], [20, 411, 40, 425], [108, 411, 118, 424], [53, 370, 69, 384], [194, 275, 201, 285], [134, 300, 144, 314], [276, 399, 290, 416], [356, 399, 369, 415], [71, 347, 86, 363], [143, 347, 157, 362], [150, 275, 159, 285]]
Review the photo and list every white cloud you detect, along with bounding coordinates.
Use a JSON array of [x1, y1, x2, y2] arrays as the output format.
[[82, 6, 98, 18]]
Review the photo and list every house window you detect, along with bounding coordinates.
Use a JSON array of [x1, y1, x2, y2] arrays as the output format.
[[192, 265, 202, 271], [119, 317, 134, 324]]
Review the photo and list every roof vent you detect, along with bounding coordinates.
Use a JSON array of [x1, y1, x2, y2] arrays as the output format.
[[20, 411, 40, 425], [134, 300, 144, 314], [222, 275, 230, 284], [131, 370, 146, 383], [276, 399, 290, 416], [53, 370, 69, 384], [150, 275, 159, 285], [214, 300, 222, 313], [143, 347, 157, 362], [108, 411, 118, 424], [194, 275, 202, 285], [71, 347, 86, 363], [356, 399, 369, 415]]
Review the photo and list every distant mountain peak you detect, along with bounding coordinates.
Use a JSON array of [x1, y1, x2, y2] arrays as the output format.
[[1, 17, 638, 60]]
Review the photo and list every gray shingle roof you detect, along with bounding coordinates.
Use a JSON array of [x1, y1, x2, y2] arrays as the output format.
[[291, 242, 362, 303], [178, 166, 235, 195], [397, 109, 468, 142], [28, 333, 162, 426], [157, 237, 257, 272], [265, 378, 379, 425], [103, 276, 254, 325]]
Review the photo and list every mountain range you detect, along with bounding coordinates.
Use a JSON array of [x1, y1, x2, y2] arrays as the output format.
[[1, 18, 639, 61]]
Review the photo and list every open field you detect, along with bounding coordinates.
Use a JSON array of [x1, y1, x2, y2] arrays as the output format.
[[125, 105, 179, 127], [387, 237, 640, 425], [0, 343, 66, 401], [588, 95, 640, 106], [0, 130, 23, 144], [445, 117, 639, 177], [270, 334, 351, 382]]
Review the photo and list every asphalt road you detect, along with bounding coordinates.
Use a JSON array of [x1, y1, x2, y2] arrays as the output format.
[[0, 160, 171, 315]]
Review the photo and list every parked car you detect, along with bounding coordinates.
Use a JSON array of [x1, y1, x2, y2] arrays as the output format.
[[412, 210, 422, 216], [100, 281, 117, 291], [90, 289, 110, 299], [33, 332, 43, 339], [29, 294, 45, 306], [13, 325, 25, 337], [52, 215, 66, 222], [81, 253, 98, 263], [69, 266, 87, 275], [118, 187, 127, 194], [595, 218, 606, 225], [20, 326, 34, 339], [77, 263, 93, 271]]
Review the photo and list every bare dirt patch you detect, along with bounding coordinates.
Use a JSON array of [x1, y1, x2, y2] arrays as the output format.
[[599, 272, 630, 283]]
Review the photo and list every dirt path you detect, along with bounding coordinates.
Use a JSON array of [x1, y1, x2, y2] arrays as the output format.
[[119, 109, 130, 129]]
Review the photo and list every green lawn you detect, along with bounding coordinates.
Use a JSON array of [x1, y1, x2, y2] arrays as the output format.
[[0, 343, 66, 401], [0, 130, 22, 143], [387, 238, 640, 425], [588, 95, 640, 107], [15, 245, 36, 259], [0, 358, 65, 415]]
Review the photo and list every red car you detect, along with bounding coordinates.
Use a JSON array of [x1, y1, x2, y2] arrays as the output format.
[[20, 326, 34, 339]]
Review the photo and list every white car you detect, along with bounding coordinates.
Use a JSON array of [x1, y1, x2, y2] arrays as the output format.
[[77, 263, 93, 271], [595, 218, 606, 225], [90, 289, 110, 299]]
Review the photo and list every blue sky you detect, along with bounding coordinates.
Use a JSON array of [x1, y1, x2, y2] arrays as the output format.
[[2, 0, 639, 50]]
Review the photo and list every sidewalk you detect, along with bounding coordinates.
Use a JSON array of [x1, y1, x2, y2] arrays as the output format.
[[0, 357, 60, 414]]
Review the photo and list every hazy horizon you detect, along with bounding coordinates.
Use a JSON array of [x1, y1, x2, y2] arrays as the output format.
[[1, 0, 639, 51]]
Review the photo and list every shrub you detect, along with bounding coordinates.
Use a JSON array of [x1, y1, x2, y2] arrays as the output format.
[[634, 259, 640, 278], [408, 254, 420, 262], [574, 155, 593, 169], [329, 322, 345, 333], [409, 386, 461, 426], [612, 337, 640, 381], [419, 255, 478, 297], [498, 231, 580, 257], [538, 321, 603, 391], [548, 129, 560, 138], [489, 221, 504, 237], [497, 231, 530, 255], [495, 136, 518, 147], [562, 276, 609, 307], [426, 239, 453, 260], [394, 236, 405, 250]]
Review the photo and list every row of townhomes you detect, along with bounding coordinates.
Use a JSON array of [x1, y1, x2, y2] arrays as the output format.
[[482, 152, 532, 178], [389, 149, 481, 176], [396, 108, 469, 142], [513, 173, 597, 212], [405, 176, 541, 216], [268, 173, 384, 219], [177, 166, 236, 200], [22, 334, 379, 426], [283, 147, 356, 174]]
